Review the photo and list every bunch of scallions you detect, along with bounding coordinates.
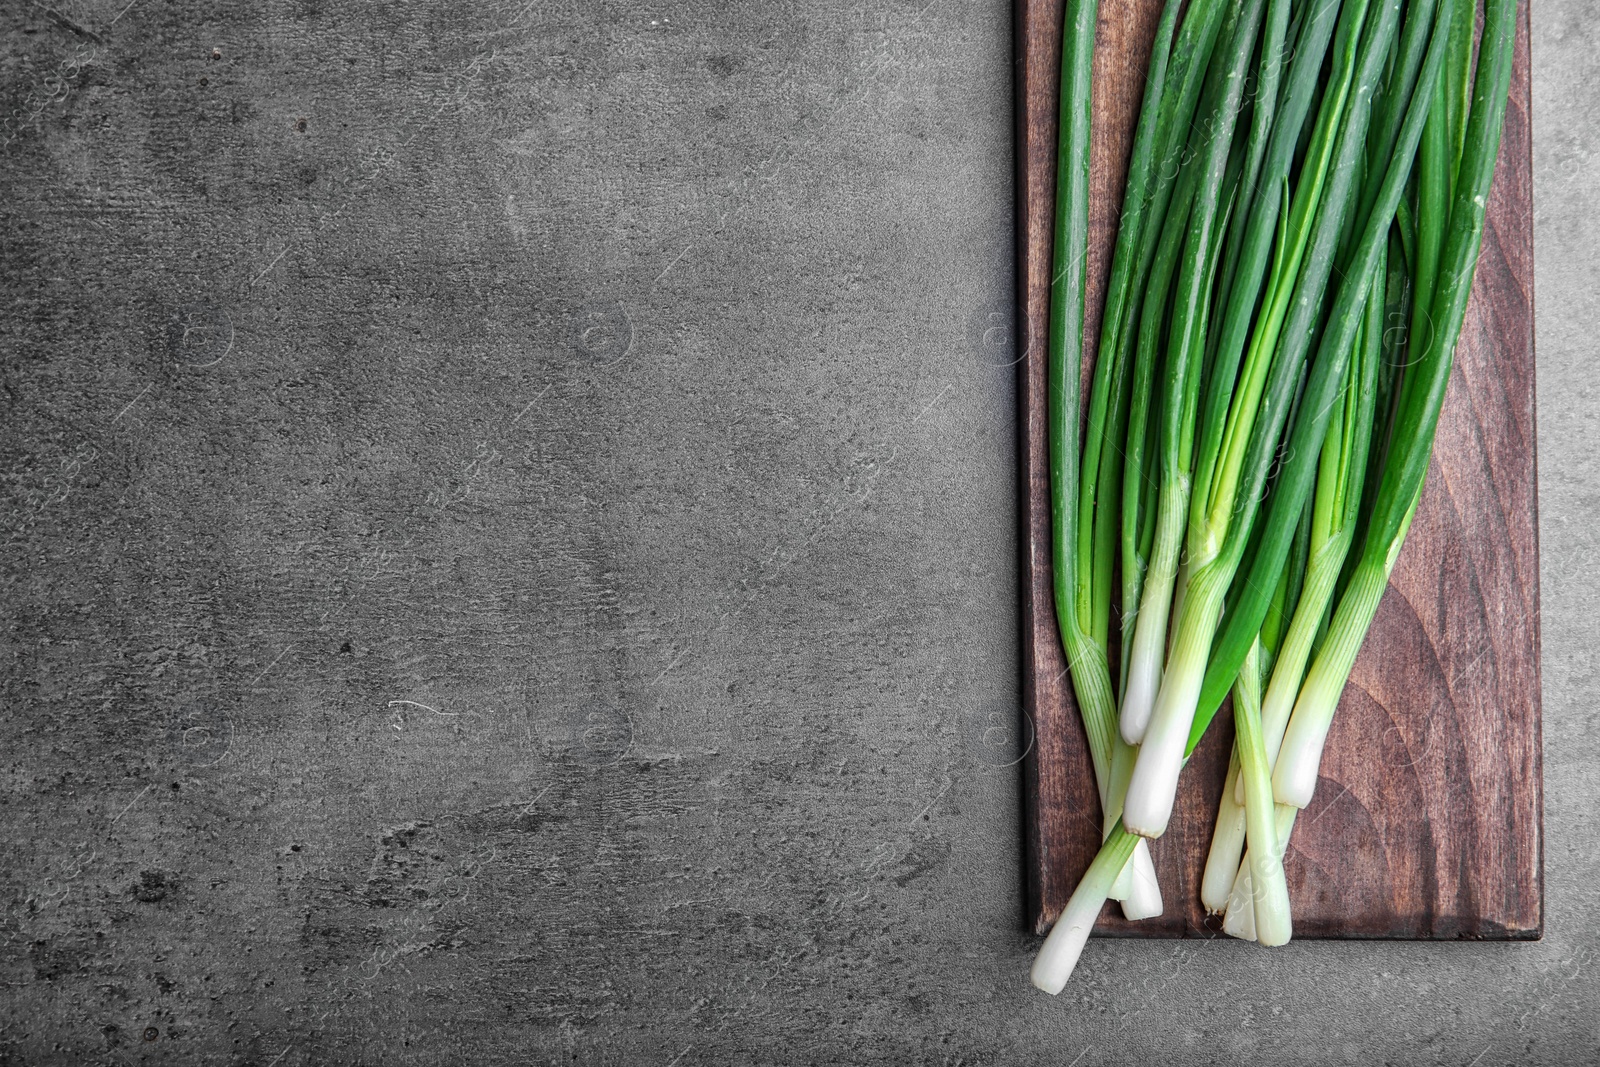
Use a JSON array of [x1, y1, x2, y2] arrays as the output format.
[[1032, 0, 1518, 993]]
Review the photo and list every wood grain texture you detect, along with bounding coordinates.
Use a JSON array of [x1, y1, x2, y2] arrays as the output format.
[[1019, 0, 1542, 938]]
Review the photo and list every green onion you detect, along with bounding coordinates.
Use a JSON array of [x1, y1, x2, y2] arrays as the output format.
[[1259, 241, 1384, 775], [1069, 0, 1196, 919], [1357, 0, 1440, 230], [1120, 0, 1268, 746], [1031, 821, 1140, 994], [1081, 0, 1184, 656], [1184, 0, 1462, 758], [1272, 0, 1518, 808], [1045, 0, 1100, 796], [1124, 0, 1405, 839], [1229, 637, 1293, 944], [1201, 744, 1250, 914], [1222, 798, 1300, 940], [1201, 485, 1312, 914], [1119, 0, 1234, 698], [1210, 246, 1385, 935], [1030, 0, 1520, 989], [1202, 0, 1295, 378], [1045, 0, 1163, 920], [1119, 0, 1345, 747]]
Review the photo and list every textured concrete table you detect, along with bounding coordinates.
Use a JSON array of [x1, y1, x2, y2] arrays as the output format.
[[2, 1, 1595, 1063]]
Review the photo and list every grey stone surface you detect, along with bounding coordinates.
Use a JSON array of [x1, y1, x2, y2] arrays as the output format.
[[0, 0, 1594, 1063]]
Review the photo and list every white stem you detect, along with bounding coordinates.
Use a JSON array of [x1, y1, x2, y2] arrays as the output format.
[[1119, 478, 1189, 744], [1222, 862, 1257, 941], [1208, 613, 1260, 907], [1235, 639, 1292, 947], [1225, 803, 1298, 943], [1122, 571, 1226, 838], [1272, 707, 1333, 809], [1273, 562, 1389, 808], [1108, 855, 1133, 902], [1243, 816, 1292, 948], [1169, 556, 1190, 659], [1031, 830, 1138, 994], [1258, 539, 1348, 772], [1062, 632, 1162, 909], [1275, 495, 1421, 808], [1202, 747, 1248, 913], [1104, 737, 1136, 902], [1120, 840, 1164, 920]]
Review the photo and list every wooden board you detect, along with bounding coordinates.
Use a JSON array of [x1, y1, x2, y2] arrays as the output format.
[[1018, 0, 1541, 938]]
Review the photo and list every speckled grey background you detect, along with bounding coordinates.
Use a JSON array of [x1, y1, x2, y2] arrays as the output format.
[[0, 0, 1593, 1063]]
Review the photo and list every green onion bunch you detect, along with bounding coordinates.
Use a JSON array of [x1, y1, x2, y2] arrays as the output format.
[[1031, 0, 1518, 993]]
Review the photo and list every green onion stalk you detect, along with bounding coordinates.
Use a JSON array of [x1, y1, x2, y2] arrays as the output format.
[[1357, 0, 1442, 232], [1031, 821, 1140, 994], [1116, 0, 1341, 744], [1201, 0, 1296, 377], [1069, 0, 1200, 918], [1118, 0, 1268, 747], [1034, 0, 1246, 983], [1222, 793, 1300, 940], [1225, 636, 1293, 944], [1332, 225, 1413, 612], [1182, 0, 1468, 772], [1123, 0, 1406, 839], [1036, 6, 1286, 991], [1035, 560, 1305, 987], [1261, 245, 1384, 773], [1033, 0, 1519, 990], [1043, 0, 1164, 922], [1117, 0, 1233, 700], [1215, 251, 1384, 935], [1081, 0, 1183, 679], [1273, 0, 1518, 809], [1147, 0, 1470, 835], [1185, 0, 1341, 906], [1200, 489, 1311, 914]]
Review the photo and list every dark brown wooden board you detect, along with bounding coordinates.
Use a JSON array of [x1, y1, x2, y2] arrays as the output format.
[[1019, 0, 1541, 938]]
